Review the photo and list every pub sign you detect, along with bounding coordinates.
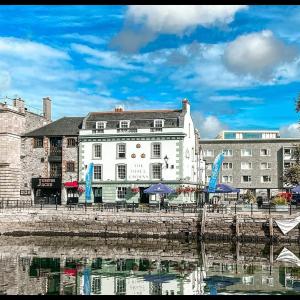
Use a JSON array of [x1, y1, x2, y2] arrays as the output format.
[[31, 178, 61, 189]]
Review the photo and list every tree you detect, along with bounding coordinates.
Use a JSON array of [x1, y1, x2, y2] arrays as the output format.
[[292, 143, 300, 164], [283, 164, 300, 186]]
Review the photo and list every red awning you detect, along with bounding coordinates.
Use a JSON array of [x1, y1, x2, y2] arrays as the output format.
[[64, 268, 77, 276], [64, 181, 78, 188]]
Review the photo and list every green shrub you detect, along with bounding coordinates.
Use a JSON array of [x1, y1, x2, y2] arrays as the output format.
[[272, 196, 287, 205]]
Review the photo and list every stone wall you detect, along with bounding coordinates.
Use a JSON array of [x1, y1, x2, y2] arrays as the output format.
[[0, 210, 200, 240], [0, 209, 299, 243]]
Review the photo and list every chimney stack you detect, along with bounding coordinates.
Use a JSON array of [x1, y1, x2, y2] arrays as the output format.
[[43, 97, 51, 121], [114, 105, 124, 113], [13, 97, 25, 114], [182, 98, 190, 114]]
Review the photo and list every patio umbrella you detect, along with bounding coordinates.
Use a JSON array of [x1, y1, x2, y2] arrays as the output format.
[[144, 183, 175, 194], [291, 185, 300, 193], [203, 184, 240, 193], [143, 273, 177, 283]]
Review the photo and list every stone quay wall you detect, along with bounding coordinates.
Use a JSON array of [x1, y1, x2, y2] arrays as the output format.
[[0, 209, 200, 240], [0, 208, 299, 243]]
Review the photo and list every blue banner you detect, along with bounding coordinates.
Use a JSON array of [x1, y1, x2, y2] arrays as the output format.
[[85, 163, 94, 202], [208, 153, 224, 193], [83, 267, 91, 295]]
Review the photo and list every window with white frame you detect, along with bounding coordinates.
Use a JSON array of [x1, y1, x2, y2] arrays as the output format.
[[261, 162, 271, 170], [284, 162, 293, 168], [117, 164, 126, 180], [116, 187, 127, 200], [222, 175, 233, 183], [93, 165, 102, 181], [119, 120, 130, 128], [92, 276, 101, 294], [204, 149, 214, 157], [96, 121, 106, 129], [154, 119, 164, 128], [260, 149, 270, 156], [152, 163, 162, 179], [207, 163, 213, 170], [241, 149, 252, 156], [223, 149, 233, 156], [284, 148, 292, 155], [117, 143, 126, 159], [241, 162, 252, 170], [93, 144, 102, 159], [223, 162, 233, 169], [151, 143, 161, 158], [261, 175, 271, 183], [241, 175, 251, 182]]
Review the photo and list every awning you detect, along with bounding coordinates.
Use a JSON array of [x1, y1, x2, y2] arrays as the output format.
[[64, 181, 78, 188]]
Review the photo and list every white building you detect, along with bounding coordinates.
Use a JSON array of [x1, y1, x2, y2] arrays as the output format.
[[78, 99, 204, 204]]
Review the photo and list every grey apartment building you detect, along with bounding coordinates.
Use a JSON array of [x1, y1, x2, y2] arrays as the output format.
[[199, 130, 300, 198]]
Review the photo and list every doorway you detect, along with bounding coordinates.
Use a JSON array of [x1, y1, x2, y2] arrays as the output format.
[[93, 187, 102, 203], [139, 187, 149, 204]]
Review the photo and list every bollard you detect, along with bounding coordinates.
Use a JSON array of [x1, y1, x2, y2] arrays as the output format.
[[251, 203, 253, 217], [85, 202, 87, 212], [40, 201, 42, 210], [132, 202, 134, 212], [235, 203, 237, 215], [290, 203, 292, 215], [269, 203, 271, 215]]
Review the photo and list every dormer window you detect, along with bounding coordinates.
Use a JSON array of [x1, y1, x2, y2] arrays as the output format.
[[120, 120, 130, 128], [96, 121, 106, 129], [154, 119, 164, 128]]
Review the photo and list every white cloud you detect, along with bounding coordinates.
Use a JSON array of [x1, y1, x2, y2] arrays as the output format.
[[209, 95, 262, 102], [112, 5, 247, 52], [0, 70, 11, 91], [192, 111, 228, 139], [61, 33, 106, 45], [127, 5, 247, 34], [0, 37, 69, 61], [71, 43, 138, 70], [280, 123, 300, 138], [223, 30, 299, 79]]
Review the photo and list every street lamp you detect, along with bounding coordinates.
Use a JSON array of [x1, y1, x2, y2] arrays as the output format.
[[164, 155, 169, 168]]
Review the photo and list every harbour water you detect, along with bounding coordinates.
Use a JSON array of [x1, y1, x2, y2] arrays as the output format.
[[0, 236, 299, 295]]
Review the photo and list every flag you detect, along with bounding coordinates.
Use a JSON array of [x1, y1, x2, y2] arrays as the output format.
[[85, 163, 94, 202], [208, 153, 224, 193]]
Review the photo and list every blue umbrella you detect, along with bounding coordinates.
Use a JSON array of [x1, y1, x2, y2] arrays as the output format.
[[291, 185, 300, 193], [203, 184, 240, 193], [144, 183, 175, 194]]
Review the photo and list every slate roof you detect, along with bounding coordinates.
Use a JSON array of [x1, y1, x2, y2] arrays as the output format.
[[23, 117, 84, 137], [84, 109, 185, 130]]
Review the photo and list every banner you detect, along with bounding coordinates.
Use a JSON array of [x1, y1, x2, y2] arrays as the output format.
[[208, 153, 224, 193], [85, 163, 94, 202]]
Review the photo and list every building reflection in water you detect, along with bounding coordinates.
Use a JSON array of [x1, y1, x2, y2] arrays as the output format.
[[0, 242, 299, 295]]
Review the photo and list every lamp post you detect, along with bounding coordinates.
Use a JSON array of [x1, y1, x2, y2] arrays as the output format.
[[164, 155, 169, 169]]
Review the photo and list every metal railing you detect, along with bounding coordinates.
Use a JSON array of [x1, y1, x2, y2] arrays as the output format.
[[0, 200, 299, 216]]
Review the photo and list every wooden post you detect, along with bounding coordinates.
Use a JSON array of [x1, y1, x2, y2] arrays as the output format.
[[236, 215, 240, 238], [201, 204, 206, 235], [269, 217, 273, 238]]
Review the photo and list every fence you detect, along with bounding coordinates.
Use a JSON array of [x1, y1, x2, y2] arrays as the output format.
[[0, 200, 299, 216]]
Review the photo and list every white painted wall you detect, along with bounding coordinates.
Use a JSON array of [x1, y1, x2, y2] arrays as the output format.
[[80, 139, 179, 182]]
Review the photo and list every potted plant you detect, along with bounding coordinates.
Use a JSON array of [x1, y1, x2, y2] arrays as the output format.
[[242, 190, 257, 211], [271, 196, 288, 211]]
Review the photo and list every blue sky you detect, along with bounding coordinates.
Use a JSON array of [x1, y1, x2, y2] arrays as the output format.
[[0, 5, 300, 138]]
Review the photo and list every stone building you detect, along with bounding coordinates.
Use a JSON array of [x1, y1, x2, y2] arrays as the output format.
[[21, 117, 84, 205], [79, 99, 204, 204], [199, 130, 300, 197], [0, 97, 50, 205]]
